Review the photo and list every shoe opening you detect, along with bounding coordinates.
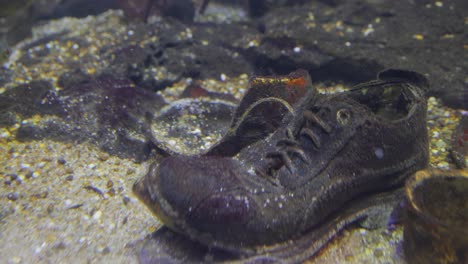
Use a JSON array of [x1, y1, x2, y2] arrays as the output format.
[[349, 84, 414, 120]]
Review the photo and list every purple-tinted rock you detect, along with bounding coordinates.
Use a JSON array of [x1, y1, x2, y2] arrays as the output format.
[[0, 81, 62, 118], [117, 0, 195, 22], [0, 75, 166, 162]]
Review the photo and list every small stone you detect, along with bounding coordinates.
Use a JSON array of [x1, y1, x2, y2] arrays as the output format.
[[7, 192, 19, 201], [52, 241, 66, 251], [20, 163, 31, 170], [0, 129, 11, 138], [413, 34, 424, 40], [8, 174, 18, 181], [15, 175, 24, 184], [108, 188, 116, 197], [98, 152, 109, 161], [65, 175, 74, 181], [106, 180, 114, 188], [92, 210, 102, 220], [25, 171, 33, 179], [435, 140, 446, 149], [64, 199, 72, 206], [47, 203, 55, 215], [374, 248, 384, 258], [101, 246, 111, 255], [344, 254, 354, 261], [122, 196, 130, 206], [57, 158, 67, 165], [437, 161, 449, 168]]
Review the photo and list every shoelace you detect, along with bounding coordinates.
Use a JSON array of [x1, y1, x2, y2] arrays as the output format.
[[255, 109, 332, 178]]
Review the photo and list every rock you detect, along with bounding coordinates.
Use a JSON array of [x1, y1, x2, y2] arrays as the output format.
[[107, 20, 255, 92], [0, 75, 166, 162], [252, 0, 466, 108]]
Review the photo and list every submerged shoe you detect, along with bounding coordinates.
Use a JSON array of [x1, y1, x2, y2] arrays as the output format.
[[133, 69, 429, 252]]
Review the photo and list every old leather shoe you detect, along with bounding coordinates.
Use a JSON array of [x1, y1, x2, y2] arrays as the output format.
[[133, 69, 429, 252]]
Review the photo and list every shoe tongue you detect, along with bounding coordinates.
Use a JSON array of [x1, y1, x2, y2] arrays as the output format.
[[206, 98, 294, 156], [206, 69, 316, 157]]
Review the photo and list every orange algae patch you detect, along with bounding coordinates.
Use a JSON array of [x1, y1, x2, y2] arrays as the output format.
[[286, 76, 307, 88], [249, 70, 311, 104]]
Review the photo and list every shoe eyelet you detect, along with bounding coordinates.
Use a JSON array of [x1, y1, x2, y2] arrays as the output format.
[[336, 109, 352, 126]]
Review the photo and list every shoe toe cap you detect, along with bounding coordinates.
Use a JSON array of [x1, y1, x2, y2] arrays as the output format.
[[136, 155, 254, 230]]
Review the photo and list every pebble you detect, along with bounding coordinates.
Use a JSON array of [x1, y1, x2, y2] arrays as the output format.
[[122, 195, 130, 206], [373, 248, 384, 258], [98, 246, 111, 255], [20, 163, 31, 170], [437, 161, 449, 169], [65, 175, 74, 181], [98, 152, 109, 161], [106, 180, 114, 188], [8, 174, 18, 181], [52, 241, 67, 251], [64, 199, 72, 206], [92, 210, 102, 220], [435, 140, 446, 149], [0, 129, 11, 138], [7, 192, 19, 201], [25, 171, 33, 179]]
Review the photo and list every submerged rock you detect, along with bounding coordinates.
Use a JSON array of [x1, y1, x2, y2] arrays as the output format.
[[0, 74, 166, 161]]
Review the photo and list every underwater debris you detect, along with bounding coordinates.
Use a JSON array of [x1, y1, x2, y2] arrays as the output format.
[[133, 69, 429, 262], [404, 169, 468, 264]]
